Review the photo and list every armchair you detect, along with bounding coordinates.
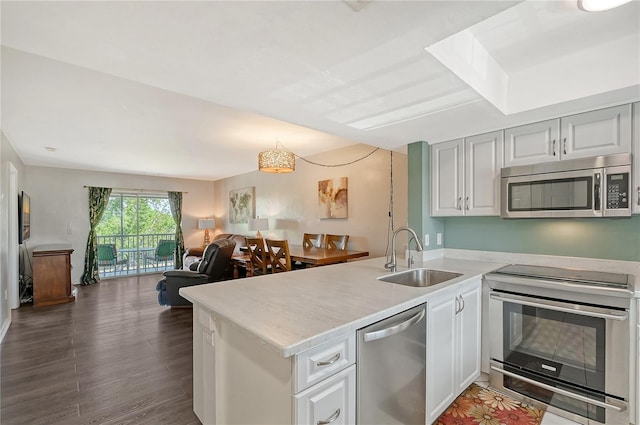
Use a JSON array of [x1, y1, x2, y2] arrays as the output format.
[[156, 239, 236, 307]]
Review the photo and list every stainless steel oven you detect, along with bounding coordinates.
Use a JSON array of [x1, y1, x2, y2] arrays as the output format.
[[487, 265, 633, 425]]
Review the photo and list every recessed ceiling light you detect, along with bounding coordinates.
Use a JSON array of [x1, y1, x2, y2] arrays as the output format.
[[578, 0, 632, 12], [44, 146, 57, 152]]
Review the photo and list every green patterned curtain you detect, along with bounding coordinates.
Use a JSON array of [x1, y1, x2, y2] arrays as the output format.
[[80, 186, 112, 285], [168, 191, 185, 270]]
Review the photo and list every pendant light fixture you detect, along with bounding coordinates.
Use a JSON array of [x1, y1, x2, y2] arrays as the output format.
[[258, 141, 295, 173], [577, 0, 632, 11]]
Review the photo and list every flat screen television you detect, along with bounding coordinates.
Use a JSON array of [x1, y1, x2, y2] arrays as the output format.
[[18, 191, 30, 244]]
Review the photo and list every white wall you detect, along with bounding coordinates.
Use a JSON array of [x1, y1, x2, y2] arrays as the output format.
[[1, 133, 26, 342], [23, 166, 215, 284], [212, 144, 408, 258]]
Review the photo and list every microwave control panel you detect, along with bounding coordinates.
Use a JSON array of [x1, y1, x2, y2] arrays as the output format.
[[606, 173, 629, 209]]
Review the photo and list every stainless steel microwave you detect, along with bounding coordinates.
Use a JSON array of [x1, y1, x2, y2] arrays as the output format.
[[501, 153, 632, 218]]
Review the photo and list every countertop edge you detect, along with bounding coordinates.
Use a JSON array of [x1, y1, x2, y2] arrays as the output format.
[[180, 256, 503, 357]]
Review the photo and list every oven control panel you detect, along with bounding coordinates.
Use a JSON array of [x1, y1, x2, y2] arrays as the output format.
[[606, 172, 629, 209]]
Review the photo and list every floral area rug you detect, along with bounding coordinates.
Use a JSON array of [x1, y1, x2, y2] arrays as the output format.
[[435, 383, 545, 425]]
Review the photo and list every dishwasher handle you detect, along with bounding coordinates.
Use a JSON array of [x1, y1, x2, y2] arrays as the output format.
[[363, 308, 425, 342]]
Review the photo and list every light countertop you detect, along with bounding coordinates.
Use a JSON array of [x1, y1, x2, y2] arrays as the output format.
[[180, 256, 505, 357]]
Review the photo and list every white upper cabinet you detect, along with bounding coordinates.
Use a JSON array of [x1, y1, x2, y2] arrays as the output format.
[[431, 139, 465, 217], [561, 104, 632, 160], [431, 131, 503, 217], [504, 119, 559, 167], [465, 131, 503, 215], [504, 104, 632, 167], [633, 102, 640, 214]]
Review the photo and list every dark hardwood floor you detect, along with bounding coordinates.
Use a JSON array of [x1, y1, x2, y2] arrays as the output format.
[[1, 274, 201, 425]]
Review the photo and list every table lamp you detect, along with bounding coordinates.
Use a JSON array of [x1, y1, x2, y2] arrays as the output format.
[[248, 217, 269, 238], [198, 218, 215, 247]]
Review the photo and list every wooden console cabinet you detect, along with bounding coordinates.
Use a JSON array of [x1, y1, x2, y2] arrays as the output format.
[[32, 244, 75, 308]]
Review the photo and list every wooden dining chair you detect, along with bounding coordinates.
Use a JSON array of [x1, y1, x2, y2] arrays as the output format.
[[325, 234, 349, 250], [266, 239, 292, 273], [302, 233, 324, 249], [246, 237, 269, 276]]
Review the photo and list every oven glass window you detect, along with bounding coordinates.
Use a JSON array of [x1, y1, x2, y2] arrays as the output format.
[[509, 176, 592, 211], [503, 302, 605, 392]]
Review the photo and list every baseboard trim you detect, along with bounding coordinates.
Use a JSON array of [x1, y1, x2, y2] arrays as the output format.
[[0, 315, 12, 344]]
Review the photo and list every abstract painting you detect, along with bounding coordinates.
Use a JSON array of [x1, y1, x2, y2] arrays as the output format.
[[318, 177, 348, 219], [229, 187, 255, 224]]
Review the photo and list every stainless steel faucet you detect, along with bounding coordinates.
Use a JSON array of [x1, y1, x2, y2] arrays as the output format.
[[384, 226, 424, 273]]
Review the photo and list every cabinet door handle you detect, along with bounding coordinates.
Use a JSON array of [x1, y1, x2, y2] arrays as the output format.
[[460, 295, 465, 312], [465, 196, 469, 210], [637, 187, 639, 206], [455, 296, 460, 314], [457, 197, 462, 210], [552, 139, 556, 156], [318, 408, 341, 425], [316, 353, 340, 367], [563, 138, 567, 155]]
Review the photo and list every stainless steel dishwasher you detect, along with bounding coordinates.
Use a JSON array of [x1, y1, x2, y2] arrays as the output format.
[[357, 303, 426, 424]]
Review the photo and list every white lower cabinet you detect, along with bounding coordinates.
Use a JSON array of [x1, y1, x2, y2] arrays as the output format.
[[426, 278, 482, 424], [637, 299, 640, 425], [192, 305, 356, 425], [193, 304, 216, 424], [294, 365, 356, 425]]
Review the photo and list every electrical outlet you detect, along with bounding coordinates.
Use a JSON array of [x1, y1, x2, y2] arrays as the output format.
[[424, 234, 430, 246], [437, 233, 443, 245]]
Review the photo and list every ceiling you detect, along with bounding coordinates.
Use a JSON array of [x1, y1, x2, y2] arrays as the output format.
[[2, 0, 639, 181]]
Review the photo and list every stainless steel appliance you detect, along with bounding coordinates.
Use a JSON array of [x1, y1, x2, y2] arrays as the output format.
[[357, 304, 426, 425], [487, 264, 633, 425], [501, 153, 632, 218]]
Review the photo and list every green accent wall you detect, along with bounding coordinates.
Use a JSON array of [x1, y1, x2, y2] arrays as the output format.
[[444, 216, 640, 261], [408, 142, 443, 251], [408, 141, 640, 262]]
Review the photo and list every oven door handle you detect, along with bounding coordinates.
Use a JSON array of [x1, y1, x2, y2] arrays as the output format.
[[490, 365, 626, 413], [489, 292, 628, 321]]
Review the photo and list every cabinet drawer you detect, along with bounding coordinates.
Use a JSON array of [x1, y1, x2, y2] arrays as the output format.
[[294, 334, 355, 393], [294, 365, 356, 425]]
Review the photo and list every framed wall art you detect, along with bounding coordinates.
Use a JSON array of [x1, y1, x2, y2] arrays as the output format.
[[229, 187, 255, 224], [318, 177, 348, 219]]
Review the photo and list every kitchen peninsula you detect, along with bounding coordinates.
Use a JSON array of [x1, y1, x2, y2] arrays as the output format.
[[180, 256, 503, 425]]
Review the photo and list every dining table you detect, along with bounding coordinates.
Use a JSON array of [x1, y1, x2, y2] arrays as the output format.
[[231, 245, 370, 277], [288, 245, 369, 266]]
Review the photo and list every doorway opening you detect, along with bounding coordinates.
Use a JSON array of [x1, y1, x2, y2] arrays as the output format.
[[96, 192, 176, 278]]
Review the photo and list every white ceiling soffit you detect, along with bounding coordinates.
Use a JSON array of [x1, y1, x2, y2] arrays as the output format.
[[426, 0, 640, 115], [1, 1, 639, 181]]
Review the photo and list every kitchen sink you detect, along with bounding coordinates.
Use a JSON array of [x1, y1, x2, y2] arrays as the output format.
[[378, 268, 462, 287]]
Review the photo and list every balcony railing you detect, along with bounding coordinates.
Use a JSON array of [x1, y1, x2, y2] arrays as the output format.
[[97, 233, 176, 278]]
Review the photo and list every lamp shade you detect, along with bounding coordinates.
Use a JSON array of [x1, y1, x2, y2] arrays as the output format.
[[198, 218, 215, 230], [258, 150, 295, 173], [578, 0, 632, 11], [248, 217, 269, 231]]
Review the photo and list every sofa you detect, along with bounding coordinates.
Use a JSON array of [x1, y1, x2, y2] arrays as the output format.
[[183, 233, 247, 270]]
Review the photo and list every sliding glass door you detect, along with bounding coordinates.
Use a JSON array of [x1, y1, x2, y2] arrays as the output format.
[[96, 192, 176, 277]]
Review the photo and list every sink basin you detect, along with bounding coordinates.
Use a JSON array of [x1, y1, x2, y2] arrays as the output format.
[[378, 268, 462, 287]]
